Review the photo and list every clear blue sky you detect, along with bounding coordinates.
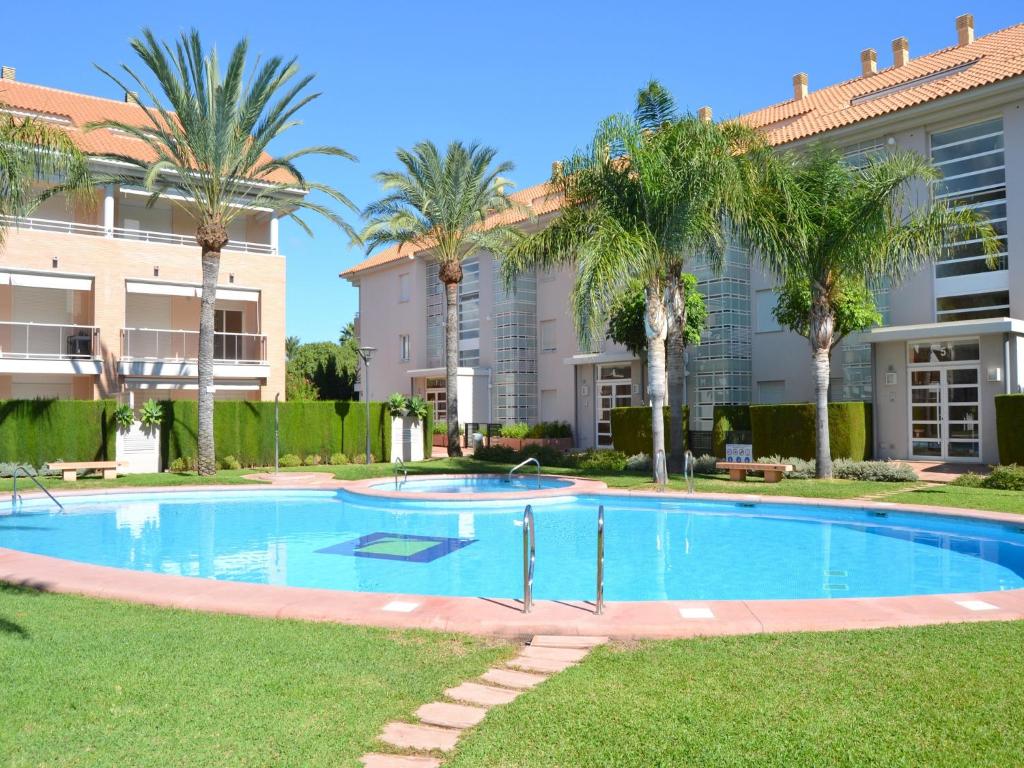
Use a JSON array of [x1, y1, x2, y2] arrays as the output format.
[[3, 1, 1019, 341]]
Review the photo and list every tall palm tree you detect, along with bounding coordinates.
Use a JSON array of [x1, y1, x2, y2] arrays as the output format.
[[89, 29, 356, 475], [361, 141, 519, 456], [0, 111, 92, 245], [742, 145, 1000, 478], [502, 88, 764, 482]]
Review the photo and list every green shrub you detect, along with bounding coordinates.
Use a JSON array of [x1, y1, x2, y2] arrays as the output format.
[[692, 454, 722, 474], [302, 454, 322, 466], [218, 455, 242, 471], [499, 422, 530, 439], [712, 405, 752, 458], [572, 449, 628, 473], [758, 455, 816, 479], [625, 453, 651, 471], [519, 444, 568, 466], [139, 399, 163, 428], [995, 394, 1024, 465], [983, 464, 1024, 491], [279, 453, 301, 468], [433, 420, 447, 435], [352, 452, 376, 465], [952, 472, 986, 488], [471, 444, 520, 463], [0, 399, 115, 466], [526, 421, 572, 439], [113, 404, 134, 431], [751, 402, 872, 461], [329, 452, 349, 465], [168, 456, 194, 473], [833, 459, 916, 482], [610, 406, 686, 456]]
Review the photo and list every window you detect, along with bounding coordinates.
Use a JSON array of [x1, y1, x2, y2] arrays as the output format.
[[936, 291, 1010, 323], [398, 272, 411, 303], [755, 290, 780, 333], [757, 380, 786, 404], [399, 334, 410, 362], [539, 319, 556, 352], [425, 377, 446, 421], [214, 309, 244, 360], [930, 118, 1008, 280], [908, 339, 980, 365], [458, 259, 480, 367]]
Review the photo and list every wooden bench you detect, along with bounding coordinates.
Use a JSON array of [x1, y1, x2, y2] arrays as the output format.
[[716, 461, 794, 484], [48, 461, 122, 482]]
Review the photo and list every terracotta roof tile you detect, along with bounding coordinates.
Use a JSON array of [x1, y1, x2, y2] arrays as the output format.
[[0, 78, 293, 183]]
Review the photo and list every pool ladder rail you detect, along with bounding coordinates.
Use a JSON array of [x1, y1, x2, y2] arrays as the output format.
[[683, 449, 695, 494], [507, 457, 541, 489], [392, 457, 408, 490], [10, 465, 63, 512]]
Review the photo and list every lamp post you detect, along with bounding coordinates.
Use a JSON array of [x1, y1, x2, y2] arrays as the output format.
[[358, 346, 376, 463]]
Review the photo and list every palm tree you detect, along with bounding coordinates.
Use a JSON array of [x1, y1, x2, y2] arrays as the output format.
[[89, 29, 356, 475], [502, 86, 764, 482], [285, 335, 301, 361], [0, 111, 92, 245], [742, 145, 1000, 478], [361, 141, 520, 456]]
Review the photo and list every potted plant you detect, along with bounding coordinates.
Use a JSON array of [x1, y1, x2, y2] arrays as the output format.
[[114, 398, 163, 474], [387, 393, 426, 462]]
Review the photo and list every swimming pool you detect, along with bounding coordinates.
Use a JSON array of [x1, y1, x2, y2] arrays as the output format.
[[375, 475, 574, 494], [3, 488, 1022, 601]]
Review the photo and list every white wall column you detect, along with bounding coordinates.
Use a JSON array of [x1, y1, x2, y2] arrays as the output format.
[[269, 215, 280, 254], [103, 184, 115, 237]]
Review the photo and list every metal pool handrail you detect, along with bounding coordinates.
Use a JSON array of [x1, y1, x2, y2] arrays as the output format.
[[508, 457, 541, 488], [522, 504, 536, 613], [393, 457, 408, 490], [596, 504, 605, 615], [11, 466, 63, 512], [684, 449, 695, 494]]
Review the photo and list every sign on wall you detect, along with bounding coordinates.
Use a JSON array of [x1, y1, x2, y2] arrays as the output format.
[[725, 443, 753, 463]]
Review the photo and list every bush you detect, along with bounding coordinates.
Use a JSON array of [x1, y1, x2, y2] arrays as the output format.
[[571, 449, 628, 473], [952, 472, 986, 488], [499, 423, 530, 439], [833, 459, 916, 482], [278, 453, 301, 468], [0, 462, 59, 477], [526, 421, 572, 439], [0, 399, 116, 466], [329, 452, 349, 465], [691, 454, 722, 475], [433, 420, 447, 435], [996, 394, 1024, 465], [352, 452, 376, 465], [758, 455, 816, 479], [983, 464, 1024, 491], [471, 444, 521, 463], [302, 454, 323, 466], [625, 453, 651, 472], [168, 456, 195, 473], [712, 405, 752, 458], [751, 402, 872, 461], [609, 406, 687, 456], [519, 444, 569, 466], [218, 455, 242, 471]]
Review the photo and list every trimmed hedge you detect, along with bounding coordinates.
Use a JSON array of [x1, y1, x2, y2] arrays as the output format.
[[750, 401, 873, 461], [160, 400, 429, 467], [995, 394, 1024, 465], [610, 406, 688, 455], [0, 399, 115, 466], [711, 405, 752, 458]]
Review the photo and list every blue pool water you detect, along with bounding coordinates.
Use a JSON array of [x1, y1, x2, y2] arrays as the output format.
[[377, 476, 574, 494], [2, 489, 1023, 601]]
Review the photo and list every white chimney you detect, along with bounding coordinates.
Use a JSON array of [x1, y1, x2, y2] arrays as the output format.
[[793, 72, 808, 101], [892, 37, 909, 67], [861, 48, 877, 76], [957, 13, 975, 46]]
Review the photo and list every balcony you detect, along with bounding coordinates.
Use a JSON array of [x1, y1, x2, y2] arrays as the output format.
[[118, 328, 270, 387], [0, 321, 103, 375]]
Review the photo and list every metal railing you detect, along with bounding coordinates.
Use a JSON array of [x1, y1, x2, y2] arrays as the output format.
[[0, 321, 99, 360], [393, 457, 408, 490], [507, 457, 541, 488], [121, 328, 267, 364], [522, 504, 536, 613], [596, 504, 605, 615], [11, 466, 63, 511], [0, 215, 276, 254], [683, 450, 695, 494]]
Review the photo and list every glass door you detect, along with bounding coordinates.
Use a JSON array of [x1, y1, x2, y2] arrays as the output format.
[[910, 366, 980, 460], [596, 365, 633, 448]]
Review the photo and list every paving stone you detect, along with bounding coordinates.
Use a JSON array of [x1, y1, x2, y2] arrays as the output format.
[[481, 667, 548, 689], [507, 655, 576, 673], [445, 681, 522, 707], [522, 645, 589, 662], [361, 754, 441, 768], [416, 701, 488, 729], [379, 722, 460, 752], [530, 635, 609, 648]]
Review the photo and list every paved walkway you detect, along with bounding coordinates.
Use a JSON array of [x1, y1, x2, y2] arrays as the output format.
[[904, 461, 988, 483], [360, 635, 608, 767]]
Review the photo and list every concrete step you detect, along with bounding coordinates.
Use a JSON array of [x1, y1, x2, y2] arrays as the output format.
[[507, 655, 577, 674], [530, 635, 609, 649], [379, 722, 461, 753], [481, 667, 548, 690], [445, 681, 522, 707], [416, 701, 488, 729], [361, 754, 441, 768], [522, 645, 589, 662]]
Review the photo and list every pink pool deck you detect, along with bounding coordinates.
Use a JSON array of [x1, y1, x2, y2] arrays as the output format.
[[2, 477, 1023, 640]]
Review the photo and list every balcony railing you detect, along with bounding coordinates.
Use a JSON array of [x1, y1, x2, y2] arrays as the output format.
[[0, 321, 99, 360], [0, 215, 276, 255], [121, 328, 267, 364]]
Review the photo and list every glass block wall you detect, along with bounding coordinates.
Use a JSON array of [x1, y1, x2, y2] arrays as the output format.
[[425, 262, 443, 369], [838, 280, 891, 402], [492, 266, 537, 424]]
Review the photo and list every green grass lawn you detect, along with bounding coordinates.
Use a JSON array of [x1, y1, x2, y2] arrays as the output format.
[[448, 622, 1024, 768], [0, 585, 510, 768], [2, 457, 1019, 514]]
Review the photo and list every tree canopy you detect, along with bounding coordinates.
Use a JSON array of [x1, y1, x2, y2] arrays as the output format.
[[607, 274, 708, 357]]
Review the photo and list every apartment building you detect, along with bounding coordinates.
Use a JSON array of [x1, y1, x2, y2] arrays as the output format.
[[0, 75, 293, 401], [343, 14, 1024, 463]]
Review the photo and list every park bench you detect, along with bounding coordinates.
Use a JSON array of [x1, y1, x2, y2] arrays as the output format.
[[48, 461, 122, 482], [716, 461, 794, 484]]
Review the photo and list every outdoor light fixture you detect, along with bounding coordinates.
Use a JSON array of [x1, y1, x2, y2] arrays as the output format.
[[358, 346, 377, 464]]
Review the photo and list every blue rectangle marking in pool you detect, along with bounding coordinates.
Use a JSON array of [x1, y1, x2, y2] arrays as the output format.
[[316, 532, 476, 562]]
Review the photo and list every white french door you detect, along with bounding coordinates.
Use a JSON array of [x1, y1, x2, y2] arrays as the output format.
[[909, 365, 981, 461], [596, 365, 633, 448]]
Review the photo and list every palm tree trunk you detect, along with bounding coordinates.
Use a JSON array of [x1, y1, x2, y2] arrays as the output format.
[[444, 280, 463, 457], [197, 248, 219, 475], [666, 277, 687, 473], [645, 283, 668, 484], [810, 292, 834, 479]]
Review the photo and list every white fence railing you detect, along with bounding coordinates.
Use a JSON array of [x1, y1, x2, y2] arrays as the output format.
[[0, 215, 276, 255], [0, 321, 99, 360], [121, 328, 267, 364]]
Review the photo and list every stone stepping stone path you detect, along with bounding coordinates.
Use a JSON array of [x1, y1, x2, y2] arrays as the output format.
[[361, 635, 608, 767]]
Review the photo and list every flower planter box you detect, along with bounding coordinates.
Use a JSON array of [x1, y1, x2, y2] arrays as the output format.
[[432, 433, 448, 447], [491, 437, 572, 452], [115, 420, 161, 474], [390, 416, 425, 462]]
